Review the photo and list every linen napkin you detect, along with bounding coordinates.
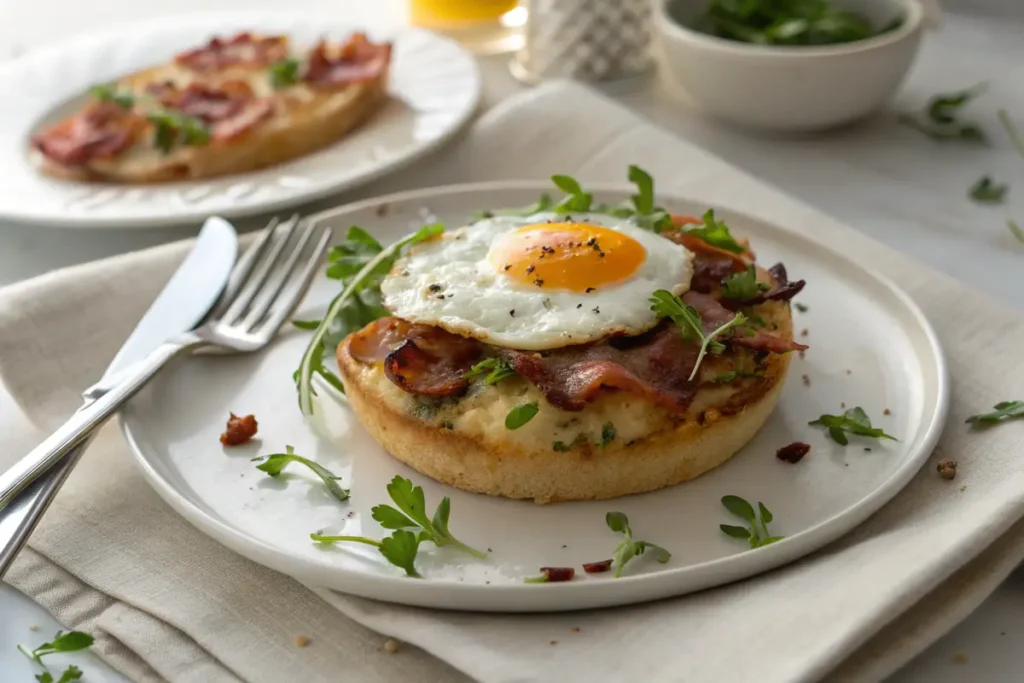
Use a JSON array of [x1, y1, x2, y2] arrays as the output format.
[[4, 80, 1024, 683]]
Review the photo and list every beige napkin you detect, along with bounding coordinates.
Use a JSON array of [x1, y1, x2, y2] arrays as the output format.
[[4, 80, 1024, 683]]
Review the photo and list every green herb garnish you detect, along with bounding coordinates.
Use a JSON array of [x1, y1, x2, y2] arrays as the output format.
[[624, 165, 674, 232], [1008, 220, 1024, 244], [899, 85, 987, 143], [721, 264, 770, 300], [606, 511, 671, 578], [650, 289, 746, 380], [601, 422, 616, 448], [147, 110, 210, 154], [269, 58, 301, 88], [713, 369, 762, 384], [969, 176, 1007, 204], [809, 407, 897, 445], [551, 175, 593, 213], [693, 0, 886, 46], [18, 629, 93, 683], [683, 209, 746, 254], [505, 402, 539, 429], [552, 434, 588, 452], [90, 83, 135, 108], [464, 357, 516, 385], [253, 445, 349, 502], [795, 303, 809, 312], [720, 495, 783, 549], [311, 476, 485, 577], [297, 223, 444, 416], [966, 400, 1024, 425], [472, 194, 554, 222]]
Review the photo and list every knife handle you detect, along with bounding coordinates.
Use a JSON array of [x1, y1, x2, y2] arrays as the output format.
[[0, 335, 200, 508], [0, 440, 87, 578]]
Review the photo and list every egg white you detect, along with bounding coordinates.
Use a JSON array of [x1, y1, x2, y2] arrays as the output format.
[[379, 212, 694, 350]]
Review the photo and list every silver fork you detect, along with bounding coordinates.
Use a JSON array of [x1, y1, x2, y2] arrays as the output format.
[[0, 217, 332, 513]]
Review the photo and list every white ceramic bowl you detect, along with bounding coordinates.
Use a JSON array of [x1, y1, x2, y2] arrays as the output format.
[[655, 0, 926, 131]]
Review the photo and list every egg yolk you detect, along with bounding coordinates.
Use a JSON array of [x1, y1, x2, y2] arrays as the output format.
[[490, 222, 646, 292]]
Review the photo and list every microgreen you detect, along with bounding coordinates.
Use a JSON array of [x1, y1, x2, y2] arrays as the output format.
[[605, 511, 671, 577], [899, 85, 987, 143], [269, 58, 301, 88], [18, 629, 93, 683], [464, 357, 516, 385], [551, 174, 593, 212], [650, 289, 746, 380], [624, 165, 674, 232], [694, 0, 887, 46], [683, 209, 746, 253], [148, 110, 210, 154], [90, 83, 135, 108], [969, 176, 1007, 204], [721, 264, 770, 300], [720, 495, 784, 549], [966, 400, 1024, 426], [253, 445, 349, 502], [809, 407, 897, 445], [311, 476, 485, 577], [297, 223, 444, 416], [505, 402, 539, 429]]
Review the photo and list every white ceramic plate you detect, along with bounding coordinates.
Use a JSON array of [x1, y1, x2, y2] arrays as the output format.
[[0, 13, 479, 229], [120, 183, 948, 612]]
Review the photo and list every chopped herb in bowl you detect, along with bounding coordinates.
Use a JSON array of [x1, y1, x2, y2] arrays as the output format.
[[691, 0, 902, 46]]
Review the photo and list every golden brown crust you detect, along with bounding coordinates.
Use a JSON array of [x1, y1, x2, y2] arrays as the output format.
[[336, 299, 798, 503]]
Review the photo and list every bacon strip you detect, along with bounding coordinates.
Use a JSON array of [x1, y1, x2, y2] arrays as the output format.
[[304, 33, 392, 88], [582, 559, 613, 573], [500, 325, 699, 415], [32, 102, 140, 166], [682, 291, 808, 353], [175, 32, 289, 72], [724, 263, 806, 307], [151, 82, 273, 141]]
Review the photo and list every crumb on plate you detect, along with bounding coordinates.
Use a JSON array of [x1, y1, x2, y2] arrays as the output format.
[[220, 412, 258, 446]]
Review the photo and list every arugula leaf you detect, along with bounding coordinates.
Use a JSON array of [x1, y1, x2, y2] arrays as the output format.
[[90, 84, 135, 108], [650, 289, 746, 380], [464, 357, 516, 385], [628, 164, 655, 214], [694, 0, 882, 46], [297, 223, 444, 416], [809, 407, 897, 445], [472, 194, 554, 222], [966, 400, 1024, 425], [720, 495, 783, 549], [899, 85, 987, 143], [721, 264, 770, 300], [551, 174, 593, 212], [254, 445, 349, 502], [683, 209, 746, 253], [269, 58, 301, 88], [605, 511, 671, 577], [505, 402, 539, 430], [969, 176, 1007, 203], [147, 110, 210, 154]]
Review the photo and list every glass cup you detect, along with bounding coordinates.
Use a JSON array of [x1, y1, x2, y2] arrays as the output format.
[[409, 0, 525, 55]]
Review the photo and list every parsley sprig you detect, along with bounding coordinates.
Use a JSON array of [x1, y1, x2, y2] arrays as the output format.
[[252, 445, 349, 502], [899, 85, 987, 142], [464, 357, 516, 385], [297, 223, 444, 416], [311, 476, 486, 577], [721, 264, 770, 300], [18, 629, 94, 683], [720, 495, 783, 548], [650, 290, 746, 380], [966, 400, 1024, 426], [606, 511, 671, 577], [809, 407, 897, 445]]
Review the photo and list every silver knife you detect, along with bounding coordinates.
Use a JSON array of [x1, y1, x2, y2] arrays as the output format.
[[0, 217, 237, 577]]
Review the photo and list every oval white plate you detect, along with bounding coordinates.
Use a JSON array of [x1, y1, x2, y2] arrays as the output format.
[[121, 183, 948, 612], [0, 12, 479, 229]]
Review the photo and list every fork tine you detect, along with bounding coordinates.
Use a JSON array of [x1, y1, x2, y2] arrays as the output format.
[[240, 220, 319, 331], [259, 227, 333, 336], [206, 216, 280, 320], [220, 215, 301, 324]]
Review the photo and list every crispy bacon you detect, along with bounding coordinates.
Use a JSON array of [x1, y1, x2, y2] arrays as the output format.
[[304, 33, 392, 88], [220, 413, 258, 446], [537, 567, 575, 582], [210, 99, 274, 141], [175, 32, 288, 72], [725, 263, 806, 307], [151, 82, 273, 141], [682, 291, 808, 353], [32, 102, 140, 166], [776, 442, 810, 463], [732, 332, 808, 353], [500, 324, 698, 415], [582, 559, 613, 573]]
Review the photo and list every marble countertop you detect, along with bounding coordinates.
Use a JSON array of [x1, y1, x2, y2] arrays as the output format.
[[1, 0, 1023, 680]]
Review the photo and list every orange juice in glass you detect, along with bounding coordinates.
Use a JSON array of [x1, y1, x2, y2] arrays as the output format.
[[409, 0, 524, 55]]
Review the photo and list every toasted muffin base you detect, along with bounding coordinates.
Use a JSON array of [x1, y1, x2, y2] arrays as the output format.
[[337, 300, 797, 503]]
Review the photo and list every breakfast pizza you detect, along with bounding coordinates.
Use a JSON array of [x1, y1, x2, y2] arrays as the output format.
[[298, 168, 807, 503], [30, 31, 392, 182]]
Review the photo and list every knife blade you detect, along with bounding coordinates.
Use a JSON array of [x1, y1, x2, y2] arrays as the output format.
[[0, 217, 238, 576]]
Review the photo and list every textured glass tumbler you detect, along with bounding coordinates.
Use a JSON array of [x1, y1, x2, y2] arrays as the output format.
[[510, 0, 654, 84]]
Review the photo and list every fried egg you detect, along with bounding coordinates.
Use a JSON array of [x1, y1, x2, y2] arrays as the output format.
[[380, 213, 694, 350]]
